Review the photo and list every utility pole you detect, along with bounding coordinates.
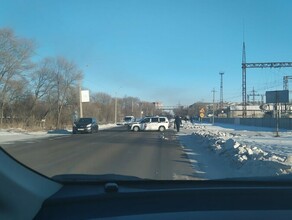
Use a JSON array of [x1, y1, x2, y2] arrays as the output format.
[[247, 87, 263, 105], [114, 95, 117, 124], [219, 72, 224, 110], [252, 87, 256, 104], [283, 76, 292, 90], [211, 88, 216, 124], [242, 42, 247, 117], [79, 80, 83, 118], [114, 86, 122, 123]]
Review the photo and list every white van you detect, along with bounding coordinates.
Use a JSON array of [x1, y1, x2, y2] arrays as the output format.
[[129, 116, 169, 132]]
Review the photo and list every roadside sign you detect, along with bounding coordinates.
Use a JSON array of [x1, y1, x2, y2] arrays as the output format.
[[266, 90, 289, 103], [200, 108, 205, 113], [81, 90, 90, 102]]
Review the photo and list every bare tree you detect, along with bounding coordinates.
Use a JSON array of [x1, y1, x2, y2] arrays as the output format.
[[0, 28, 168, 129], [2, 78, 28, 125], [91, 92, 112, 105], [0, 28, 34, 126], [25, 58, 56, 125], [51, 57, 83, 129], [121, 96, 140, 116], [89, 92, 113, 123]]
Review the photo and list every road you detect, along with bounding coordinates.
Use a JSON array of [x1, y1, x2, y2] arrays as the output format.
[[3, 126, 198, 180]]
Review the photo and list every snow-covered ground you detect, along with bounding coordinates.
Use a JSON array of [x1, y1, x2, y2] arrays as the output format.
[[0, 124, 118, 146], [176, 121, 292, 179]]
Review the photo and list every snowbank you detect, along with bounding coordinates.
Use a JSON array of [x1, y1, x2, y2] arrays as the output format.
[[177, 121, 292, 179], [0, 124, 118, 145]]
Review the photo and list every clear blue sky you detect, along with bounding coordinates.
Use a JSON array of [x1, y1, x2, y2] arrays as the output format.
[[1, 0, 292, 106]]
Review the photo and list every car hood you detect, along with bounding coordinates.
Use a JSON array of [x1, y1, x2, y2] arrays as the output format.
[[51, 173, 292, 183], [52, 174, 145, 183], [75, 122, 91, 126]]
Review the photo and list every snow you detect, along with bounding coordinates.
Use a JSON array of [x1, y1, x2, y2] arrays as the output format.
[[0, 124, 118, 146], [176, 121, 292, 179]]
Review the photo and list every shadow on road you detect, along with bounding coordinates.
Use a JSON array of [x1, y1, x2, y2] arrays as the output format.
[[100, 126, 129, 132], [47, 129, 72, 134]]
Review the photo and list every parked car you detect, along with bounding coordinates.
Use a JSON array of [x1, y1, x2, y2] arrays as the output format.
[[73, 117, 99, 134], [128, 116, 169, 132]]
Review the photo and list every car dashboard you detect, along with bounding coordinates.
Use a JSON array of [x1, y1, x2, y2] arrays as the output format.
[[35, 177, 292, 220], [1, 147, 292, 220]]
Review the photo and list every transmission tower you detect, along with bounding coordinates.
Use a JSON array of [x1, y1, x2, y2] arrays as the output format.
[[242, 42, 292, 117], [242, 42, 247, 117], [211, 88, 216, 124], [219, 72, 224, 109], [283, 76, 292, 90], [247, 87, 263, 104]]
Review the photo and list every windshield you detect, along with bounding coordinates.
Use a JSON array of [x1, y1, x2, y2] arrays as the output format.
[[124, 117, 134, 122], [0, 0, 292, 182], [77, 118, 93, 124]]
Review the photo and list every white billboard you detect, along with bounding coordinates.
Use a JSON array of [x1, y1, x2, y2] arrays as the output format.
[[81, 90, 90, 102]]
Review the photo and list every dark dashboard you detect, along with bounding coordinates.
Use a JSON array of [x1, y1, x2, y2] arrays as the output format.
[[1, 147, 292, 220], [35, 176, 292, 220]]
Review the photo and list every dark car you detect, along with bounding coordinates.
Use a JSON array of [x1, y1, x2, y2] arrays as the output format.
[[73, 118, 99, 134]]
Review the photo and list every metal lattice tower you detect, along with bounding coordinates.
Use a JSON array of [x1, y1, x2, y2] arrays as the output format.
[[283, 76, 292, 90], [247, 87, 263, 104], [219, 72, 224, 109], [242, 42, 247, 117], [212, 88, 216, 124], [241, 42, 292, 117]]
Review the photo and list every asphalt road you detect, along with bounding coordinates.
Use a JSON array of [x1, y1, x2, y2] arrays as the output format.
[[3, 126, 197, 180]]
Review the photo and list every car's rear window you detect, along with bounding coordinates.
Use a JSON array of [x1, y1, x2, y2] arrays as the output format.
[[124, 117, 133, 121], [160, 118, 166, 122]]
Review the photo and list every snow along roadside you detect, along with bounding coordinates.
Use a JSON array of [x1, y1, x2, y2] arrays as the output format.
[[0, 124, 118, 145], [176, 122, 292, 179]]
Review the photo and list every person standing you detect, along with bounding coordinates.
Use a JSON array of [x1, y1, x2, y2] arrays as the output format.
[[174, 115, 182, 132]]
